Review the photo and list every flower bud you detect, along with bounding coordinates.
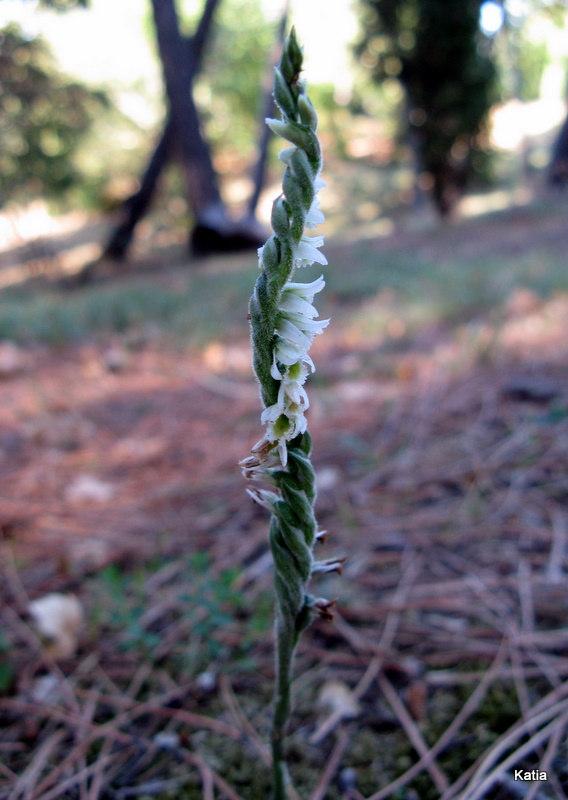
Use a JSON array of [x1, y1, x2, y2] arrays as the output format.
[[290, 150, 315, 210], [260, 235, 280, 274], [271, 196, 290, 239], [287, 27, 304, 74], [279, 27, 303, 85], [298, 95, 318, 131], [266, 118, 310, 149], [282, 169, 305, 218], [273, 69, 297, 119]]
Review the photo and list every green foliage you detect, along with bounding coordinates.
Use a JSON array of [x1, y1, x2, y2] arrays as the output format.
[[3, 201, 568, 348], [192, 0, 274, 158], [95, 563, 162, 655], [0, 631, 15, 694], [38, 0, 89, 9], [90, 556, 267, 673], [493, 3, 556, 103], [514, 33, 549, 102], [356, 0, 498, 214], [308, 84, 359, 161], [0, 259, 257, 344], [0, 24, 107, 205]]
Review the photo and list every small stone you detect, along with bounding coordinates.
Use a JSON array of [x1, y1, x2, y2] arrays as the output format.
[[196, 671, 217, 692], [318, 680, 360, 718], [65, 475, 115, 503], [0, 342, 26, 379], [30, 674, 63, 704], [315, 466, 341, 492], [153, 732, 180, 750], [103, 345, 128, 373], [29, 593, 83, 660], [338, 767, 357, 792]]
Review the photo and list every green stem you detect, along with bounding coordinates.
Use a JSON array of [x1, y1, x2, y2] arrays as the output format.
[[272, 616, 295, 799]]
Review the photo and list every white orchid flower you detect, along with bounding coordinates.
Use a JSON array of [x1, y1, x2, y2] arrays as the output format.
[[295, 234, 328, 268]]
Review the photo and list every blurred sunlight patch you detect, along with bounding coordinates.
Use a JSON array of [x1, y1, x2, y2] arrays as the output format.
[[490, 99, 566, 151]]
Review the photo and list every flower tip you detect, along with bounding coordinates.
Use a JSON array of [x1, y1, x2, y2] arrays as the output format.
[[312, 557, 346, 576], [246, 486, 278, 512], [311, 597, 338, 622], [278, 439, 288, 467]]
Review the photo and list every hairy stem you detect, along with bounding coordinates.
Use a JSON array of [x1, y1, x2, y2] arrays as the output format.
[[272, 616, 295, 797]]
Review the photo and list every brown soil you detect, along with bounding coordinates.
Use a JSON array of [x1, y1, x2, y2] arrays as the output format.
[[2, 204, 568, 799]]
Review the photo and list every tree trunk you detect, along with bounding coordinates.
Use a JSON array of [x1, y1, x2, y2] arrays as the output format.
[[151, 0, 224, 220], [104, 0, 226, 260], [105, 119, 174, 259], [549, 111, 568, 188], [104, 0, 268, 262], [151, 0, 266, 256]]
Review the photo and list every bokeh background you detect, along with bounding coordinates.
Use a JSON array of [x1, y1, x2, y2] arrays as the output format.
[[2, 2, 568, 799]]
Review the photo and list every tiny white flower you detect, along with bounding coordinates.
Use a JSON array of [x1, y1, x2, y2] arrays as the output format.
[[273, 342, 316, 371], [280, 311, 329, 338], [261, 403, 285, 427], [285, 275, 326, 298], [282, 357, 312, 385], [276, 318, 313, 351], [305, 196, 325, 229], [304, 170, 325, 229], [295, 235, 328, 268], [278, 379, 309, 410], [260, 400, 308, 467], [278, 293, 319, 318], [271, 354, 283, 380], [278, 147, 296, 165], [274, 337, 306, 366]]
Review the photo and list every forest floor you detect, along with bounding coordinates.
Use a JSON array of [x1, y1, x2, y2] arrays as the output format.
[[1, 190, 568, 799]]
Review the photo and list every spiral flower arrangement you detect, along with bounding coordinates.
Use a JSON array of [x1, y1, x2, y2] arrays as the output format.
[[240, 28, 342, 797]]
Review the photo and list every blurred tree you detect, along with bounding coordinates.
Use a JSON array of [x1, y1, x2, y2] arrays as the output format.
[[8, 0, 284, 259], [541, 1, 568, 188], [38, 0, 88, 8], [0, 23, 106, 206], [196, 0, 289, 220], [356, 0, 497, 215], [494, 0, 568, 188], [106, 0, 279, 260], [105, 0, 225, 259], [194, 0, 276, 158], [549, 111, 568, 188]]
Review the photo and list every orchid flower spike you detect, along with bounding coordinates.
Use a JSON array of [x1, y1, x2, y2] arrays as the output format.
[[239, 29, 341, 800], [244, 37, 328, 470]]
